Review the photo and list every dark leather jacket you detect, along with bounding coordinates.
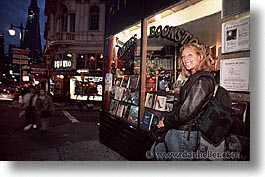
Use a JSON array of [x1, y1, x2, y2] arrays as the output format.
[[164, 71, 215, 130]]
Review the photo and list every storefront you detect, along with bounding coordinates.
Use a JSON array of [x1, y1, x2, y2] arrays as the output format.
[[49, 52, 103, 103], [100, 0, 250, 160]]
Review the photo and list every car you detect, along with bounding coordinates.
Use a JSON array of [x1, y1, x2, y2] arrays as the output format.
[[0, 88, 17, 101]]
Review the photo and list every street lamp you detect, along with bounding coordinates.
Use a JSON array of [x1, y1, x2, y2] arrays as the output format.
[[8, 22, 24, 48], [8, 22, 25, 86]]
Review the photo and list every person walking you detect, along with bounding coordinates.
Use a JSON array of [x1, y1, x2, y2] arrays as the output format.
[[22, 86, 38, 131], [35, 89, 55, 133], [152, 43, 215, 160]]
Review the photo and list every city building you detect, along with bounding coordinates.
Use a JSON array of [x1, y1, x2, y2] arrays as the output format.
[[23, 0, 43, 64], [44, 0, 105, 101]]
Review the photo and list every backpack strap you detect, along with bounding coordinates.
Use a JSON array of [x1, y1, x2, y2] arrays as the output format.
[[213, 85, 219, 98]]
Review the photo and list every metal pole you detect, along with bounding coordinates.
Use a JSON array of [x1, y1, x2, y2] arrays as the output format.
[[20, 55, 22, 86], [19, 22, 23, 86], [19, 23, 23, 48]]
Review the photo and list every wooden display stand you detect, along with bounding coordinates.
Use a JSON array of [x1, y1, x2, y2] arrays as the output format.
[[99, 110, 154, 160]]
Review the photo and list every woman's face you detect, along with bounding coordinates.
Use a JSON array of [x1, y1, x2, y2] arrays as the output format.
[[181, 46, 202, 74]]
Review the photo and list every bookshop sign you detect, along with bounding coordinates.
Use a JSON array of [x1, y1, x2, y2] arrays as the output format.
[[117, 34, 137, 59], [149, 25, 200, 45]]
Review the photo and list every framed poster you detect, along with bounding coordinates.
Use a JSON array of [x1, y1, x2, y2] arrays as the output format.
[[220, 57, 250, 92], [222, 18, 250, 53]]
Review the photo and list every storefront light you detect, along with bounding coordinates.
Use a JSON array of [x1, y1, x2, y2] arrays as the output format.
[[67, 53, 72, 58], [99, 54, 104, 58], [124, 29, 130, 35], [154, 14, 161, 21]]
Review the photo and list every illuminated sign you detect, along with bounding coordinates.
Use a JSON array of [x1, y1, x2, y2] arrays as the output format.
[[54, 60, 72, 69]]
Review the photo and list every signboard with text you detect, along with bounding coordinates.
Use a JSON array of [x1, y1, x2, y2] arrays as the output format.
[[220, 57, 250, 92], [12, 48, 29, 65]]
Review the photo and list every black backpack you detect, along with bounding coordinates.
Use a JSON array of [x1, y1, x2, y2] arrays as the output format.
[[199, 84, 233, 147], [188, 72, 233, 147]]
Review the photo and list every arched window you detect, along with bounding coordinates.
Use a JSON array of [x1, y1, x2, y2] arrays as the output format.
[[89, 6, 100, 30], [61, 5, 68, 32]]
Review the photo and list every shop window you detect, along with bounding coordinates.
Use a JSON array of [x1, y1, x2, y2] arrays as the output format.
[[105, 34, 141, 127], [76, 54, 85, 70], [87, 54, 103, 71], [89, 6, 100, 30], [69, 75, 103, 101], [61, 5, 68, 32]]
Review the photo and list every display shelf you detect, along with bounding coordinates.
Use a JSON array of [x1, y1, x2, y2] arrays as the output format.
[[99, 110, 154, 160]]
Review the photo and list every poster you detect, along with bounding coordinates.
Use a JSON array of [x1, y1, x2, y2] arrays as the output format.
[[222, 18, 250, 53], [146, 76, 157, 91], [220, 57, 249, 92], [105, 73, 113, 91]]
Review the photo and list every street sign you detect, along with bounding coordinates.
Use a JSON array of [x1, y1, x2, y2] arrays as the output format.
[[13, 59, 29, 65], [12, 48, 29, 55], [12, 48, 29, 65]]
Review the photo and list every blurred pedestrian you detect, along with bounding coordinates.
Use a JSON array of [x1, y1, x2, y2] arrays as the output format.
[[35, 89, 55, 133], [22, 86, 38, 131]]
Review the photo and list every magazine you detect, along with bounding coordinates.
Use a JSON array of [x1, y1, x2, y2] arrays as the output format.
[[114, 87, 124, 101], [122, 105, 130, 120], [116, 103, 125, 118], [121, 75, 130, 88], [144, 93, 155, 109], [128, 105, 139, 125], [109, 99, 119, 115], [165, 95, 174, 112], [153, 95, 167, 111], [129, 75, 139, 89], [114, 76, 124, 87], [142, 111, 154, 130]]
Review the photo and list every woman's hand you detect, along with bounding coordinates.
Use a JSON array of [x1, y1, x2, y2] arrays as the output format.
[[157, 118, 165, 128]]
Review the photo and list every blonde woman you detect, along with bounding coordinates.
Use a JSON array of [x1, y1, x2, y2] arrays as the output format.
[[153, 43, 215, 160]]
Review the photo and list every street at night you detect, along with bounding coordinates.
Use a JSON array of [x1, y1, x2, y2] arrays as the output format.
[[0, 101, 125, 160], [1, 0, 264, 176]]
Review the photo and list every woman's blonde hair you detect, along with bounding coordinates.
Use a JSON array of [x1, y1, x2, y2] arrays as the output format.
[[181, 43, 212, 76]]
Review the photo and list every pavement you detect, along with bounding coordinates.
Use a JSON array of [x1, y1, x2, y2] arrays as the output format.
[[4, 124, 127, 161], [1, 102, 127, 161]]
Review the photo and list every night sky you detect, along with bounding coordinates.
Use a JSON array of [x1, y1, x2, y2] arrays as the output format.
[[0, 0, 46, 54]]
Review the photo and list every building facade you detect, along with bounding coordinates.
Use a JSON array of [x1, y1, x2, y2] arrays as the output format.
[[44, 0, 105, 100], [23, 0, 43, 64]]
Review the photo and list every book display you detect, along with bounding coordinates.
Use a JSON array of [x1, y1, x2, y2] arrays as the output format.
[[106, 35, 141, 126], [102, 35, 179, 160], [109, 74, 140, 125], [141, 91, 179, 131]]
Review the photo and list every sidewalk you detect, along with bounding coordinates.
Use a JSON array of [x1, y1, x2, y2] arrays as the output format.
[[54, 102, 101, 111], [2, 101, 127, 161], [2, 122, 126, 161]]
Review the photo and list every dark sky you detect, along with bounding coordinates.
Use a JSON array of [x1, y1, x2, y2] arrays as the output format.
[[0, 0, 46, 54]]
